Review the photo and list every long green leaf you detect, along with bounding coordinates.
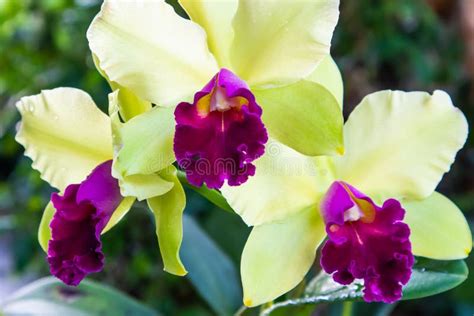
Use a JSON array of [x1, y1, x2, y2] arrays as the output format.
[[181, 215, 242, 315], [261, 258, 468, 315], [1, 277, 158, 316]]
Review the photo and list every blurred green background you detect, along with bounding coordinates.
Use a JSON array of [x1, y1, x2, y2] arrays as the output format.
[[0, 0, 473, 315]]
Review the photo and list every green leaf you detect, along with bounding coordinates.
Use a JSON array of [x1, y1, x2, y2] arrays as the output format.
[[260, 258, 468, 315], [1, 277, 158, 316], [402, 258, 468, 300], [181, 215, 242, 315]]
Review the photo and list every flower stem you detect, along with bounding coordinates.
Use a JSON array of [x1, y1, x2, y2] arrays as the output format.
[[341, 302, 353, 316], [234, 305, 247, 316]]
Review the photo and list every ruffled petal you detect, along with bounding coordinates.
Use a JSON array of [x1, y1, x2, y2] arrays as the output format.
[[87, 0, 218, 106], [334, 90, 468, 200], [15, 88, 112, 191], [320, 181, 414, 303], [231, 0, 339, 87], [174, 68, 268, 189], [48, 160, 122, 286]]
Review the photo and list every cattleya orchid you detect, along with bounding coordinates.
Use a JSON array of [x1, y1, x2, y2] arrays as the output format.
[[221, 90, 472, 306], [87, 0, 344, 189], [15, 87, 187, 285]]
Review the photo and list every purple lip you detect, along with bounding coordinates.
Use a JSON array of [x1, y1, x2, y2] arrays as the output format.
[[47, 160, 122, 286], [174, 68, 268, 189], [320, 181, 414, 303]]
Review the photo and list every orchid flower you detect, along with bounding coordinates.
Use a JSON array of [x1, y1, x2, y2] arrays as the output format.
[[221, 90, 472, 306], [15, 87, 187, 286], [87, 0, 344, 189]]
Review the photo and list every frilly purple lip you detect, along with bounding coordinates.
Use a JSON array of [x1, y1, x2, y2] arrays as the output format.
[[320, 181, 414, 303], [174, 68, 268, 189], [48, 160, 122, 286]]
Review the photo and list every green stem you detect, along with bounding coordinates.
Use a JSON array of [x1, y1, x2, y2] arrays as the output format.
[[177, 170, 234, 214], [234, 305, 247, 316], [341, 301, 353, 316]]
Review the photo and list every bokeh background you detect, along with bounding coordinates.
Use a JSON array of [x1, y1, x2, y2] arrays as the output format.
[[0, 0, 473, 315]]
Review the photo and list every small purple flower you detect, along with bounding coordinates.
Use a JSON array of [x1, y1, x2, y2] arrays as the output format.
[[320, 181, 414, 303], [174, 68, 268, 189], [48, 160, 122, 286]]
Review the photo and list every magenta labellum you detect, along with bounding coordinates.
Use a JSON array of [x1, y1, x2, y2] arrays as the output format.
[[174, 68, 268, 189], [48, 160, 122, 286], [320, 181, 414, 303]]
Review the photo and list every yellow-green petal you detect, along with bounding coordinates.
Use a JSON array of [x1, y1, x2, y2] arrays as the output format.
[[254, 80, 344, 156], [38, 202, 55, 252], [87, 0, 218, 106], [118, 174, 174, 201], [231, 0, 339, 87], [113, 86, 152, 122], [241, 207, 325, 307], [16, 88, 112, 191], [116, 105, 176, 176], [102, 196, 136, 234], [335, 90, 468, 200], [179, 0, 237, 67], [404, 192, 472, 260], [306, 55, 343, 107], [147, 166, 187, 276], [221, 140, 323, 226], [109, 91, 175, 200]]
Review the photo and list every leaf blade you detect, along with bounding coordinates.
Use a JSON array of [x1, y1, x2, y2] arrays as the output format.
[[261, 258, 468, 315]]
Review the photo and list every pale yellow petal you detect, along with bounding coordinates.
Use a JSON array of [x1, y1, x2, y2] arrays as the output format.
[[221, 140, 325, 226], [93, 54, 152, 121], [231, 0, 339, 86], [87, 0, 219, 106], [403, 192, 472, 260], [179, 0, 237, 67], [306, 55, 343, 107], [335, 90, 468, 200], [16, 88, 112, 191], [241, 207, 326, 307]]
